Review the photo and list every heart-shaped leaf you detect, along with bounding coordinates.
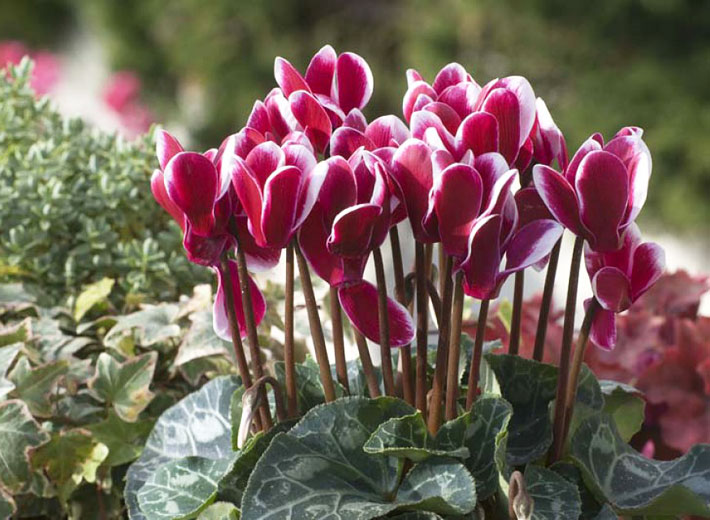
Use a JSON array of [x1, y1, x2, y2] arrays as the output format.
[[197, 501, 240, 519], [524, 465, 581, 520], [571, 413, 710, 516], [85, 411, 154, 467], [0, 342, 22, 399], [599, 380, 644, 442], [104, 304, 181, 349], [73, 277, 114, 322], [0, 400, 49, 493], [8, 357, 69, 417], [175, 310, 231, 366]]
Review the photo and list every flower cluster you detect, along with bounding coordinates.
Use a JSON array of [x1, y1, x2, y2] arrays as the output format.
[[151, 44, 664, 354]]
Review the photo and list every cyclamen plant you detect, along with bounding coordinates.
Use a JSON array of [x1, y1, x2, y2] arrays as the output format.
[[139, 45, 710, 520]]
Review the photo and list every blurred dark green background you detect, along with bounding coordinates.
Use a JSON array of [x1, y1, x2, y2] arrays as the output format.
[[3, 0, 709, 230]]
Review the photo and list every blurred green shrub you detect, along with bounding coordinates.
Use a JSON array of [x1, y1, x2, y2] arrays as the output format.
[[0, 60, 208, 307]]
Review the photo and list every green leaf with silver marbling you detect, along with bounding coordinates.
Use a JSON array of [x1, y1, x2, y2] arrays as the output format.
[[525, 465, 581, 520]]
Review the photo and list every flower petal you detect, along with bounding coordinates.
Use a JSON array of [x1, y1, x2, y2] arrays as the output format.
[[432, 63, 467, 94], [213, 260, 266, 341], [576, 150, 629, 252], [274, 57, 311, 97], [293, 157, 328, 229], [232, 216, 282, 272], [245, 100, 272, 135], [532, 98, 568, 170], [164, 152, 218, 236], [514, 186, 553, 227], [283, 143, 317, 174], [390, 139, 434, 241], [265, 88, 299, 138], [592, 266, 632, 312], [410, 111, 456, 154], [330, 126, 374, 158], [298, 207, 345, 286], [504, 219, 563, 273], [305, 44, 336, 96], [262, 166, 302, 248], [438, 82, 480, 120], [630, 242, 665, 301], [316, 156, 357, 223], [532, 164, 584, 235], [460, 214, 503, 300], [343, 108, 368, 132], [565, 135, 603, 185], [588, 301, 617, 350], [604, 132, 652, 226], [245, 141, 285, 189], [481, 88, 521, 164], [456, 111, 499, 157], [230, 157, 265, 246], [365, 115, 410, 148], [338, 281, 415, 347], [156, 129, 184, 171], [424, 101, 462, 135], [151, 169, 185, 231], [327, 204, 381, 257], [402, 80, 437, 122], [335, 52, 374, 113], [183, 225, 228, 266], [289, 90, 332, 153]]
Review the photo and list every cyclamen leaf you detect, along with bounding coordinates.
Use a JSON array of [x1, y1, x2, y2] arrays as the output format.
[[137, 456, 235, 520], [551, 462, 609, 520], [125, 376, 239, 520], [599, 380, 644, 442], [524, 465, 582, 520], [88, 352, 157, 422], [8, 357, 69, 417], [198, 501, 240, 519], [570, 413, 710, 516], [363, 412, 451, 462], [0, 400, 49, 494]]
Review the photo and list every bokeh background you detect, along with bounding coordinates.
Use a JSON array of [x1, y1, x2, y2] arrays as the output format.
[[3, 0, 709, 230]]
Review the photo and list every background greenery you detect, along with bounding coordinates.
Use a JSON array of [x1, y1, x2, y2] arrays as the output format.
[[2, 0, 706, 230]]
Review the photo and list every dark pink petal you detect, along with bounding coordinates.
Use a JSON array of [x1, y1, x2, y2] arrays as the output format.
[[412, 94, 435, 114], [245, 141, 285, 189], [335, 52, 374, 113], [390, 139, 434, 241], [317, 156, 358, 223], [424, 102, 462, 135], [213, 260, 266, 341], [262, 166, 302, 248], [481, 88, 521, 164], [532, 98, 568, 170], [532, 164, 584, 235], [343, 108, 368, 131], [474, 152, 509, 197], [431, 149, 455, 176], [338, 281, 415, 347], [456, 111, 499, 157], [164, 152, 218, 236], [480, 168, 517, 218], [151, 169, 185, 231], [330, 126, 374, 158], [232, 216, 282, 272], [281, 131, 314, 151], [514, 186, 553, 227], [246, 100, 272, 135], [504, 219, 563, 273], [402, 81, 437, 122], [514, 136, 534, 173], [293, 157, 328, 229], [314, 93, 347, 128], [438, 83, 480, 119], [630, 242, 665, 301], [432, 164, 483, 257], [226, 128, 266, 161], [156, 129, 184, 171], [365, 115, 410, 148], [274, 57, 311, 97], [565, 135, 603, 185], [432, 63, 468, 94], [327, 204, 381, 257], [576, 150, 629, 252], [410, 111, 456, 153], [406, 68, 424, 87], [289, 90, 332, 153], [604, 132, 652, 225], [265, 88, 299, 138], [496, 76, 536, 146], [592, 266, 632, 312], [283, 143, 317, 174], [230, 158, 266, 245], [305, 44, 336, 96], [588, 301, 617, 350], [614, 126, 643, 139], [349, 151, 377, 203], [183, 226, 228, 266], [460, 214, 503, 300], [298, 208, 345, 286]]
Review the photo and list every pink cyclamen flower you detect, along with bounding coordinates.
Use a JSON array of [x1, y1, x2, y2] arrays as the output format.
[[298, 152, 414, 346], [533, 127, 652, 252], [585, 223, 665, 349], [531, 98, 568, 171]]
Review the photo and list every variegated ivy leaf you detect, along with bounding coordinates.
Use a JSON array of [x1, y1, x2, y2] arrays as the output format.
[[73, 277, 114, 322], [125, 376, 239, 520], [0, 342, 22, 399], [0, 400, 49, 494], [30, 429, 109, 504], [524, 465, 581, 520], [570, 413, 710, 517], [242, 397, 477, 519], [175, 310, 231, 366], [7, 357, 69, 417], [85, 410, 154, 467], [88, 352, 157, 422], [103, 304, 181, 350], [0, 486, 15, 519], [0, 318, 30, 347], [137, 455, 235, 520]]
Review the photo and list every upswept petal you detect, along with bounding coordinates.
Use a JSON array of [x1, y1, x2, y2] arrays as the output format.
[[432, 63, 468, 94], [245, 100, 272, 135], [504, 219, 563, 273], [565, 135, 603, 185], [460, 214, 503, 300], [338, 280, 415, 347], [213, 260, 266, 341], [274, 57, 311, 97], [390, 139, 434, 241], [423, 102, 461, 135], [327, 203, 381, 257], [497, 76, 536, 146], [438, 82, 480, 119], [532, 98, 567, 170], [293, 157, 328, 229], [588, 301, 617, 350], [183, 225, 228, 266], [316, 156, 357, 223], [245, 141, 285, 189], [265, 88, 299, 138], [410, 111, 455, 153], [630, 241, 665, 301], [365, 115, 410, 148], [334, 52, 374, 113], [314, 93, 347, 128], [343, 108, 368, 132], [406, 69, 424, 87], [514, 186, 553, 227], [156, 129, 184, 171], [592, 266, 632, 312], [431, 149, 455, 176], [456, 111, 499, 157], [480, 168, 517, 218], [474, 152, 509, 197], [289, 90, 332, 153], [232, 216, 282, 272], [532, 164, 584, 235], [230, 157, 266, 246], [298, 208, 344, 286], [330, 126, 374, 158], [604, 132, 652, 225], [403, 80, 437, 122], [576, 150, 629, 252], [151, 169, 185, 230], [283, 142, 317, 174], [225, 128, 266, 162], [164, 152, 218, 236], [304, 44, 336, 96], [514, 136, 534, 173], [481, 88, 521, 164], [261, 166, 302, 248]]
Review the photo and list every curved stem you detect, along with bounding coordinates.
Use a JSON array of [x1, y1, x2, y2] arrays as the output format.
[[426, 279, 443, 329], [389, 227, 414, 405], [373, 248, 395, 396], [428, 256, 454, 433], [284, 242, 297, 417], [445, 272, 465, 421], [509, 270, 524, 355], [415, 242, 429, 414], [548, 235, 585, 464], [330, 286, 349, 393], [466, 299, 490, 410], [293, 240, 337, 402], [533, 239, 562, 361], [353, 329, 381, 398]]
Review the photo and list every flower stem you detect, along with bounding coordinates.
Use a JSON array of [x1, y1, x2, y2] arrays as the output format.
[[562, 298, 599, 440], [389, 227, 414, 405], [373, 248, 396, 396], [330, 286, 349, 393], [233, 240, 273, 429], [353, 329, 381, 397], [445, 271, 465, 421], [293, 239, 337, 402], [426, 279, 443, 329], [427, 255, 453, 434], [509, 270, 524, 355], [466, 299, 490, 409], [415, 241, 429, 414], [284, 242, 297, 417], [548, 234, 585, 464], [533, 238, 562, 361]]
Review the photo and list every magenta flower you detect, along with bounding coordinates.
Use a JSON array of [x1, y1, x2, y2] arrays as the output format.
[[531, 98, 568, 171], [585, 224, 665, 349], [533, 127, 652, 252], [298, 152, 414, 346], [212, 259, 266, 342]]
